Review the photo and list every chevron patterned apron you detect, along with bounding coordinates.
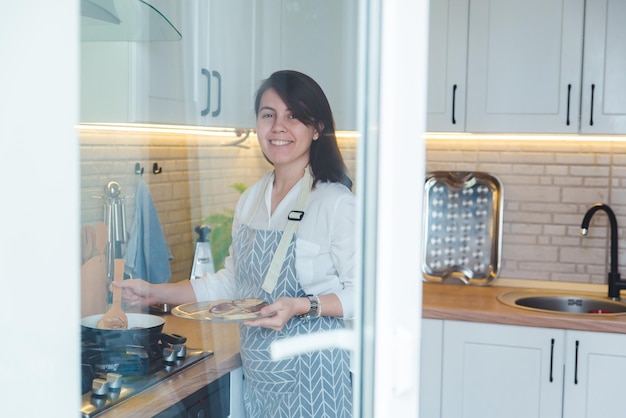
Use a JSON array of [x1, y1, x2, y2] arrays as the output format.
[[232, 175, 352, 418]]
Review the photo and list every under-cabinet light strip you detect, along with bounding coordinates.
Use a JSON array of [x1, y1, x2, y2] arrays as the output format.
[[77, 123, 248, 137], [77, 123, 361, 139], [77, 123, 361, 138], [426, 132, 626, 141]]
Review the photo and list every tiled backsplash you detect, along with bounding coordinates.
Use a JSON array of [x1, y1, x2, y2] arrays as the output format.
[[80, 128, 626, 287], [427, 136, 626, 285], [79, 127, 357, 281]]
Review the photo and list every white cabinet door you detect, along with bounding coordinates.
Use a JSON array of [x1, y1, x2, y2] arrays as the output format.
[[420, 319, 443, 418], [441, 321, 564, 418], [81, 42, 136, 123], [255, 0, 358, 131], [465, 0, 585, 133], [81, 0, 256, 128], [562, 330, 626, 418], [426, 0, 469, 132], [146, 0, 256, 128], [580, 0, 626, 134]]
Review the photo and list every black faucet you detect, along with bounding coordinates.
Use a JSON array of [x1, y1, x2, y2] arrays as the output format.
[[580, 203, 626, 300]]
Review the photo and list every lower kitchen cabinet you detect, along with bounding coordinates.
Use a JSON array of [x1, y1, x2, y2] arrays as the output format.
[[562, 330, 626, 418], [420, 319, 626, 418], [440, 321, 564, 418], [420, 319, 443, 417]]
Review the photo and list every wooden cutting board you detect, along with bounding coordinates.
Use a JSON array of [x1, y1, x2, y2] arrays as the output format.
[[81, 222, 108, 317]]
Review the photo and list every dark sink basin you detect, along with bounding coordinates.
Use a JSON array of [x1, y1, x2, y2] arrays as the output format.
[[498, 290, 626, 315]]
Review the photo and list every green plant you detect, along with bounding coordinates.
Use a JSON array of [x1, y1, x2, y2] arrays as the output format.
[[201, 182, 247, 270]]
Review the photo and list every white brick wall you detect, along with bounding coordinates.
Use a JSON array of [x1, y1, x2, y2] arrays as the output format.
[[79, 128, 357, 281], [80, 128, 625, 287], [427, 137, 626, 285]]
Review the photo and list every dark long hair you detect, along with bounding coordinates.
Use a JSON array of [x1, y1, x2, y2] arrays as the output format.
[[254, 70, 352, 190]]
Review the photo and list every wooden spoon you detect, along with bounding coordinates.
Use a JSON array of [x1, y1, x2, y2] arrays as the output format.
[[97, 258, 128, 330]]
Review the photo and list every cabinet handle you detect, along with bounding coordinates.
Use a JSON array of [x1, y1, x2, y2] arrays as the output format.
[[566, 84, 572, 126], [549, 338, 555, 382], [589, 84, 595, 126], [211, 70, 222, 117], [451, 84, 457, 125], [200, 69, 222, 118], [574, 340, 580, 385], [201, 68, 211, 117]]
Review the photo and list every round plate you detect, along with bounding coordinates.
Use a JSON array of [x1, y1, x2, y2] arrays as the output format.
[[172, 299, 275, 322]]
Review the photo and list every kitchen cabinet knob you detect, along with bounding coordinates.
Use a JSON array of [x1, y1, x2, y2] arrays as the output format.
[[451, 84, 457, 125], [549, 338, 555, 382], [566, 84, 572, 126], [574, 340, 580, 384], [589, 84, 595, 126]]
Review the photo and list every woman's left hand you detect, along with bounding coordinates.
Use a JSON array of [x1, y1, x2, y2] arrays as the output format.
[[244, 296, 304, 331]]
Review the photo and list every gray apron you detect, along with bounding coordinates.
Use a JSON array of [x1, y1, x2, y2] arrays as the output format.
[[231, 181, 353, 418]]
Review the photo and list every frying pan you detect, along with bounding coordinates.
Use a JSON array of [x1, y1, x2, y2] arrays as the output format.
[[81, 313, 184, 347]]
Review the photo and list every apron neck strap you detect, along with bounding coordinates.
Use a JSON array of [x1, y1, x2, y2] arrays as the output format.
[[260, 167, 313, 293]]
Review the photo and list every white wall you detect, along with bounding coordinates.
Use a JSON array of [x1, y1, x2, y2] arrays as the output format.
[[0, 1, 80, 416]]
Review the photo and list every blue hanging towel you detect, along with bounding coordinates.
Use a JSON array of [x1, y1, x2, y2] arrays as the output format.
[[124, 178, 172, 284]]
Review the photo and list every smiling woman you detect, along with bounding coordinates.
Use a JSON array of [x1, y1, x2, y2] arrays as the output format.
[[254, 70, 353, 192], [114, 69, 357, 417]]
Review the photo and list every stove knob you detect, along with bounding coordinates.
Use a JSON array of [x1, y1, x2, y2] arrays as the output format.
[[163, 347, 177, 363], [91, 378, 109, 396], [173, 344, 186, 358], [90, 395, 107, 408], [106, 373, 123, 391]]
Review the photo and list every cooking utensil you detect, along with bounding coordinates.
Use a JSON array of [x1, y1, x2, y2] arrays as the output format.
[[422, 171, 503, 285], [81, 312, 184, 349], [96, 258, 128, 329]]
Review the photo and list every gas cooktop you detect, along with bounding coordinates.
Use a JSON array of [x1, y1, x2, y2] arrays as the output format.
[[81, 346, 213, 417]]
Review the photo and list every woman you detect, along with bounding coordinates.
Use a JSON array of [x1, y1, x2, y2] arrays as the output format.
[[115, 70, 355, 417]]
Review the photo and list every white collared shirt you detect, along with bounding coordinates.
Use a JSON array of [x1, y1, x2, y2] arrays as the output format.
[[190, 171, 356, 318]]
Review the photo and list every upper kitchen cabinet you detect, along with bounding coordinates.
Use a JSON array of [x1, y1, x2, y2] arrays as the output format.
[[427, 0, 626, 134], [81, 0, 257, 128], [426, 0, 469, 132], [81, 0, 358, 130], [465, 0, 585, 133], [80, 0, 186, 124], [254, 0, 359, 131], [579, 0, 626, 133], [144, 0, 256, 128]]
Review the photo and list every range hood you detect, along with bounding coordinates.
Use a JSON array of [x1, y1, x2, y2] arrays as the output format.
[[81, 0, 182, 41]]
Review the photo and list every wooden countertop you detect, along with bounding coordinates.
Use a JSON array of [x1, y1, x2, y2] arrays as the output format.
[[97, 314, 241, 418], [95, 282, 626, 416], [423, 282, 626, 334]]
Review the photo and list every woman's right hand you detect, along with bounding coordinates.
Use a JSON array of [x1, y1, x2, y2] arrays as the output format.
[[112, 278, 154, 307]]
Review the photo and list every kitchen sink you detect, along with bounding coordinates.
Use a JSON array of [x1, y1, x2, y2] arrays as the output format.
[[497, 289, 626, 315]]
